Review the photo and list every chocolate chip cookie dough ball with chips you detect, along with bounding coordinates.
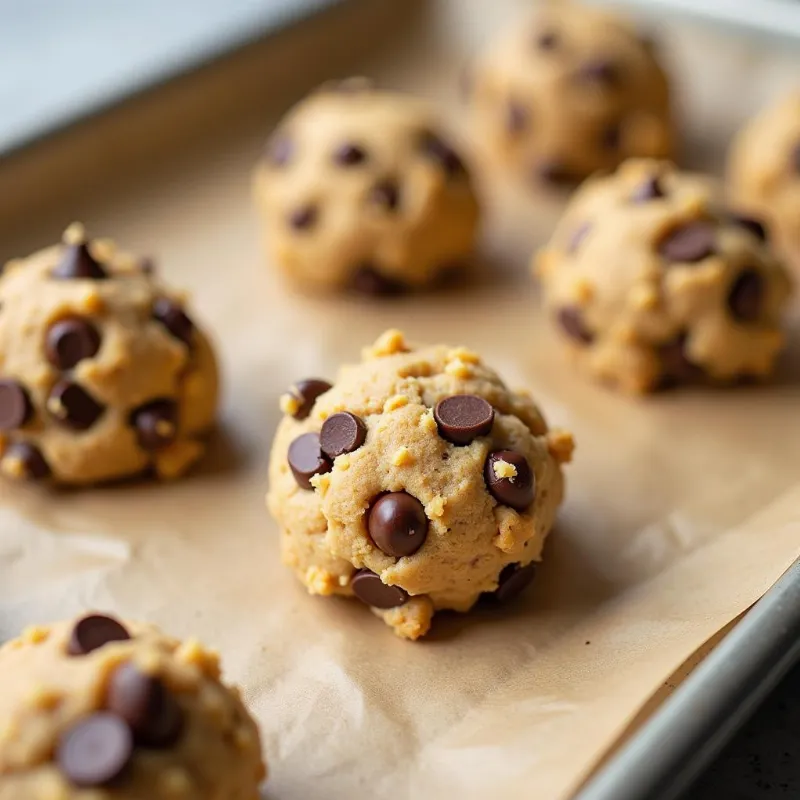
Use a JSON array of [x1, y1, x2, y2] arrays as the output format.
[[253, 79, 480, 294], [267, 330, 574, 640], [727, 91, 800, 267], [467, 1, 673, 185], [535, 160, 793, 393], [0, 224, 218, 485], [0, 613, 265, 798]]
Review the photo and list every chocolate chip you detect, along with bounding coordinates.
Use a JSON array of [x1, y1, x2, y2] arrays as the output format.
[[68, 613, 130, 656], [107, 663, 183, 748], [601, 124, 621, 150], [658, 335, 705, 386], [152, 298, 194, 347], [351, 569, 409, 608], [577, 59, 619, 86], [320, 411, 367, 458], [728, 269, 764, 322], [130, 399, 178, 450], [657, 221, 716, 263], [288, 379, 332, 420], [419, 131, 465, 177], [506, 100, 529, 134], [48, 381, 105, 430], [45, 317, 101, 370], [535, 160, 576, 186], [631, 176, 664, 202], [4, 442, 50, 480], [0, 380, 33, 430], [368, 492, 429, 557], [484, 450, 536, 510], [557, 307, 594, 344], [288, 432, 331, 490], [351, 265, 407, 296], [494, 562, 537, 602], [536, 30, 558, 50], [288, 204, 318, 231], [368, 180, 400, 212], [434, 395, 494, 445], [567, 222, 591, 254], [57, 713, 133, 787], [333, 143, 367, 166], [52, 243, 108, 280], [729, 214, 767, 242], [265, 135, 292, 167]]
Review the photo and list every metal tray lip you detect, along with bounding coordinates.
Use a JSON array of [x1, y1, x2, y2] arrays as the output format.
[[575, 557, 800, 800]]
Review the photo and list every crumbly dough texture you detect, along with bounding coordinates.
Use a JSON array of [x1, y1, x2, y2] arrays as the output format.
[[267, 330, 573, 640], [468, 1, 673, 183], [536, 159, 793, 393], [0, 226, 218, 485], [253, 80, 480, 293], [0, 619, 265, 799], [727, 91, 800, 268]]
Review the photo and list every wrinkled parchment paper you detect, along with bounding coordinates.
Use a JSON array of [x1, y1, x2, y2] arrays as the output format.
[[0, 2, 799, 798]]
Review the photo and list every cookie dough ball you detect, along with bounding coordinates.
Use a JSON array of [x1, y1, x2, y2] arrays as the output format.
[[0, 614, 265, 799], [267, 330, 573, 640], [0, 225, 219, 485], [468, 2, 673, 185], [727, 92, 800, 267], [536, 160, 793, 393], [253, 79, 480, 294]]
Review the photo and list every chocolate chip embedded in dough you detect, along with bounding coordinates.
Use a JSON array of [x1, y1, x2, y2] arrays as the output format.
[[52, 243, 108, 280], [152, 298, 194, 347], [577, 59, 619, 87], [351, 265, 407, 296], [333, 142, 367, 166], [320, 412, 367, 458], [494, 562, 537, 602], [729, 214, 767, 242], [0, 380, 33, 430], [484, 450, 536, 510], [631, 176, 665, 202], [67, 613, 131, 656], [419, 131, 465, 177], [657, 335, 705, 386], [288, 379, 332, 420], [368, 492, 429, 557], [434, 395, 494, 445], [47, 381, 105, 431], [657, 221, 716, 263], [557, 306, 594, 345], [130, 399, 178, 451], [351, 569, 409, 608], [288, 432, 331, 490], [3, 442, 50, 480], [727, 269, 764, 322], [45, 317, 101, 369], [368, 180, 401, 212], [288, 204, 318, 231], [57, 713, 133, 787]]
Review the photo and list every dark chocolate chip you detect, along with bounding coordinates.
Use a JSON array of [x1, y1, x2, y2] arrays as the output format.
[[287, 432, 331, 490], [577, 59, 619, 86], [45, 317, 101, 370], [368, 180, 400, 212], [567, 222, 591, 254], [288, 379, 332, 420], [152, 298, 194, 348], [68, 613, 130, 656], [288, 204, 318, 231], [320, 411, 367, 458], [506, 100, 529, 134], [484, 450, 536, 510], [351, 569, 409, 608], [631, 176, 664, 202], [434, 395, 494, 445], [419, 131, 465, 177], [658, 335, 705, 386], [536, 30, 558, 50], [351, 265, 407, 296], [107, 663, 183, 748], [557, 306, 594, 345], [0, 380, 33, 430], [657, 221, 716, 263], [130, 399, 178, 451], [494, 562, 537, 602], [333, 143, 367, 166], [58, 713, 133, 787], [265, 135, 292, 167], [727, 269, 764, 322], [48, 381, 105, 431], [729, 214, 767, 242], [52, 243, 108, 280], [4, 442, 50, 480], [368, 492, 429, 557], [535, 160, 576, 186]]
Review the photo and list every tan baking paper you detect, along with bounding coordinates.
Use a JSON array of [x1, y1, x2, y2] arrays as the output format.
[[0, 2, 798, 798]]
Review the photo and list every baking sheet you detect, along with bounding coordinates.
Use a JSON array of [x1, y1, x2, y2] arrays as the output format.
[[0, 2, 799, 799]]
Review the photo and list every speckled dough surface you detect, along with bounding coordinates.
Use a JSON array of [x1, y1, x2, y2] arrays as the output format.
[[0, 225, 218, 485], [253, 80, 480, 294], [728, 91, 800, 268], [267, 330, 573, 640], [0, 615, 265, 799], [467, 1, 673, 184], [536, 159, 793, 393]]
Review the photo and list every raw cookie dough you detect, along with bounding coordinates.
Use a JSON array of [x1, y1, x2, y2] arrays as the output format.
[[467, 1, 674, 185], [267, 330, 573, 640], [0, 614, 265, 799], [727, 91, 800, 269], [0, 224, 219, 485], [253, 79, 480, 294], [536, 159, 793, 393]]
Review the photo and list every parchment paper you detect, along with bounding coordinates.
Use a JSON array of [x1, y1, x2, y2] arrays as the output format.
[[0, 2, 799, 798]]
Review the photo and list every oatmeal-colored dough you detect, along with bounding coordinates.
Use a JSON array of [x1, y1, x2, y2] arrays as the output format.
[[0, 225, 219, 485], [253, 80, 480, 293], [0, 617, 265, 799], [267, 330, 573, 640], [536, 159, 793, 393], [727, 91, 800, 268], [468, 1, 673, 184]]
